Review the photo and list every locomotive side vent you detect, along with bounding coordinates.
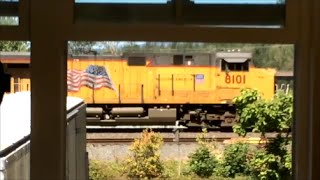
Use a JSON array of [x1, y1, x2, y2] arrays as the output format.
[[173, 55, 183, 65], [128, 56, 146, 66]]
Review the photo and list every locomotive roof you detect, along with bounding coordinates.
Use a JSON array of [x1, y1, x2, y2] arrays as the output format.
[[1, 51, 253, 59], [215, 52, 252, 63]]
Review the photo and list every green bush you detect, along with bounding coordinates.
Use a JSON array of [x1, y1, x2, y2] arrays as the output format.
[[215, 142, 250, 178], [89, 160, 125, 180], [126, 129, 165, 179], [249, 141, 292, 180], [249, 150, 282, 180], [188, 145, 218, 178]]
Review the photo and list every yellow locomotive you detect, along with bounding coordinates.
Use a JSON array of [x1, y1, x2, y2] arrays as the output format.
[[1, 51, 276, 128]]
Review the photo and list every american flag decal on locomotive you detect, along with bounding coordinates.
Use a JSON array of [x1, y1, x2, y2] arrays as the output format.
[[67, 65, 115, 92]]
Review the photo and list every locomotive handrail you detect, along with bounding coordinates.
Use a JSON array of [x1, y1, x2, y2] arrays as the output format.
[[141, 84, 144, 103]]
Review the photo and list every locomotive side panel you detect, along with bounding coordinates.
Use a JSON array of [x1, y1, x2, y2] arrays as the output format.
[[249, 68, 276, 99], [120, 63, 147, 103], [214, 68, 275, 102], [91, 60, 124, 104], [67, 58, 159, 104], [215, 70, 251, 103], [153, 67, 188, 103], [178, 67, 216, 104], [147, 66, 217, 104], [68, 58, 96, 104]]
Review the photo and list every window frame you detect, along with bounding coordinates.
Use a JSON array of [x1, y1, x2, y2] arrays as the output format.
[[0, 0, 29, 40], [74, 1, 285, 26]]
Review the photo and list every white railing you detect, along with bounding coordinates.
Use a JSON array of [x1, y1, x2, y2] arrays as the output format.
[[0, 97, 88, 180]]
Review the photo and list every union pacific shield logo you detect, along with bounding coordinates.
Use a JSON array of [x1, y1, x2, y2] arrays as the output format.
[[67, 65, 115, 92]]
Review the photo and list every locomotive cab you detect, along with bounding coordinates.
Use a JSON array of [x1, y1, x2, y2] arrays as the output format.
[[216, 51, 252, 72]]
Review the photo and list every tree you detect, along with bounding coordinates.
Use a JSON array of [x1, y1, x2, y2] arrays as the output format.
[[253, 45, 294, 71], [100, 41, 121, 55], [0, 41, 29, 52], [68, 41, 97, 55], [232, 89, 292, 137], [232, 88, 292, 179]]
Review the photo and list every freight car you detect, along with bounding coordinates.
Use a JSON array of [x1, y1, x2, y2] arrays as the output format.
[[0, 51, 277, 128]]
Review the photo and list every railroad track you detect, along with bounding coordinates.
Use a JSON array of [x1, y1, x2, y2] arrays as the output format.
[[86, 132, 291, 144], [86, 137, 230, 143], [85, 123, 233, 133]]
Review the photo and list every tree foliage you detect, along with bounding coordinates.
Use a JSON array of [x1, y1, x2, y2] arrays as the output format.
[[126, 129, 165, 179], [249, 145, 292, 180], [68, 41, 97, 55], [249, 150, 282, 180], [232, 88, 293, 179], [0, 41, 28, 52], [232, 89, 293, 137], [253, 45, 294, 71]]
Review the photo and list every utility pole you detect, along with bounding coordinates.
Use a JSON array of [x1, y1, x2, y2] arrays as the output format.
[[173, 121, 181, 177]]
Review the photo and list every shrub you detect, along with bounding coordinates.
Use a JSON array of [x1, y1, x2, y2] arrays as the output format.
[[249, 150, 282, 180], [188, 145, 218, 178], [126, 129, 165, 179], [89, 160, 108, 180], [89, 160, 124, 180], [250, 142, 292, 180], [216, 142, 250, 178]]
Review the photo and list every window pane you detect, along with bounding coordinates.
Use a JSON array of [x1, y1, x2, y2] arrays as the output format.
[[192, 0, 285, 4], [74, 0, 175, 23], [69, 41, 294, 180], [0, 16, 19, 26], [76, 0, 171, 3], [74, 0, 285, 26], [75, 0, 285, 4]]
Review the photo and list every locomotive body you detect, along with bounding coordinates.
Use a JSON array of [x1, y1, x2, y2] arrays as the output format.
[[66, 52, 275, 127], [0, 51, 276, 128]]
